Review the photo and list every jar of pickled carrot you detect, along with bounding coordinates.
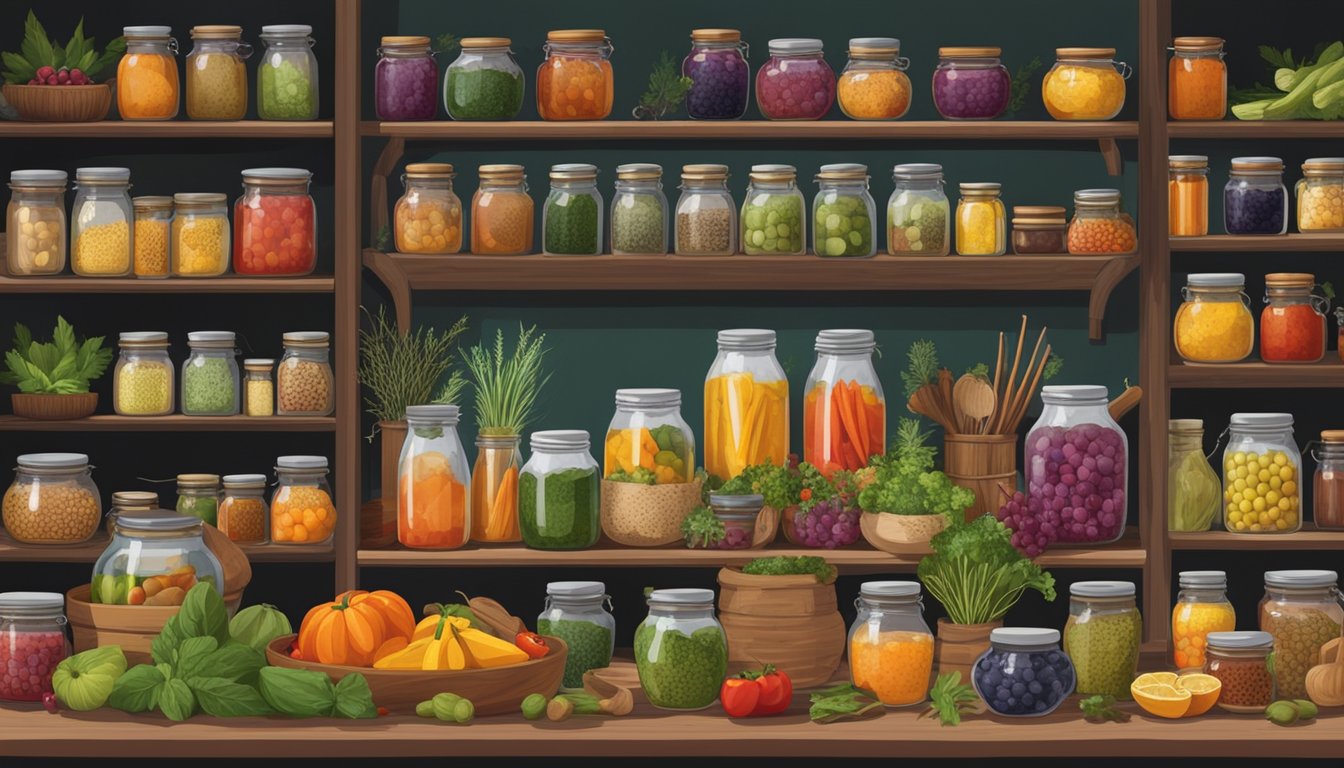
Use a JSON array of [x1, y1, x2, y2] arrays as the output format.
[[398, 405, 471, 550], [704, 329, 789, 481], [1067, 188, 1137, 254], [1261, 272, 1328, 364], [394, 163, 462, 254], [804, 330, 885, 476], [472, 164, 534, 255], [117, 27, 180, 120], [1169, 155, 1209, 237], [849, 581, 935, 707], [1169, 37, 1226, 120], [234, 168, 316, 275], [1172, 570, 1236, 670], [471, 434, 522, 543], [537, 29, 614, 120]]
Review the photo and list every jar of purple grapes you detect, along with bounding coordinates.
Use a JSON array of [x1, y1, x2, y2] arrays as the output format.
[[683, 29, 750, 120], [756, 38, 835, 121], [375, 36, 437, 121], [932, 47, 1010, 120]]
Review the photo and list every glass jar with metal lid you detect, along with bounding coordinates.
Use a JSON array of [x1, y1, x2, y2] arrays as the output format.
[[605, 389, 694, 485], [519, 430, 601, 551], [117, 26, 180, 120], [756, 38, 835, 120], [538, 581, 616, 688], [1067, 189, 1136, 254], [1222, 413, 1302, 534], [2, 453, 101, 545], [813, 164, 876, 258], [445, 37, 524, 120], [543, 163, 602, 255], [1205, 631, 1275, 712], [1261, 272, 1328, 364], [114, 331, 174, 416], [182, 330, 240, 415], [1174, 273, 1254, 363], [243, 358, 275, 416], [0, 592, 70, 701], [849, 580, 934, 707], [1225, 157, 1287, 235], [185, 25, 251, 120], [635, 588, 727, 710], [1172, 570, 1235, 670], [1169, 155, 1209, 237], [704, 329, 789, 480], [1011, 205, 1067, 254], [106, 490, 158, 534], [887, 163, 949, 256], [234, 168, 316, 276], [6, 170, 67, 276], [1258, 569, 1343, 699], [376, 36, 437, 120], [219, 474, 268, 544], [72, 167, 133, 277], [741, 164, 805, 255], [1063, 580, 1141, 698], [472, 164, 533, 255], [537, 30, 614, 120], [1296, 158, 1344, 232], [1313, 430, 1344, 530], [91, 510, 224, 606], [675, 164, 736, 255], [132, 196, 172, 277], [277, 331, 334, 416], [838, 38, 912, 121], [176, 473, 221, 526], [398, 404, 471, 550], [271, 455, 337, 544], [171, 193, 230, 277], [611, 164, 667, 255], [1042, 48, 1130, 120], [1168, 418, 1220, 533], [702, 492, 762, 549], [973, 627, 1076, 717], [683, 29, 750, 120], [257, 25, 319, 121], [804, 329, 884, 474], [955, 182, 1006, 256], [932, 47, 1010, 120], [1169, 37, 1226, 120], [395, 163, 462, 254]]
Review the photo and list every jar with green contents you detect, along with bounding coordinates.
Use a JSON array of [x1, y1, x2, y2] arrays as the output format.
[[812, 163, 875, 258], [1063, 581, 1141, 699], [176, 473, 221, 527], [634, 588, 727, 710], [181, 331, 240, 415], [1168, 418, 1219, 532], [1259, 570, 1343, 699], [113, 332, 174, 416], [610, 164, 667, 255], [91, 511, 223, 606], [519, 430, 600, 550], [445, 37, 525, 120], [256, 25, 319, 121], [543, 164, 602, 255], [887, 163, 949, 256], [537, 581, 616, 689], [742, 164, 805, 255]]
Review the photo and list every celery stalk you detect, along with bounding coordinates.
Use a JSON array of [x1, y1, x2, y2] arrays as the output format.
[[1231, 99, 1274, 121], [1264, 67, 1327, 119], [1314, 79, 1344, 110], [1274, 67, 1298, 92], [1280, 41, 1344, 92]]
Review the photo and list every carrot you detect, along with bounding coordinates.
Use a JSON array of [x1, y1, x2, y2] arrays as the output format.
[[833, 380, 865, 464], [848, 380, 871, 461], [488, 466, 518, 540]]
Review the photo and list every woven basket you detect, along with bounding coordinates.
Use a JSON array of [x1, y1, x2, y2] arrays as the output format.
[[11, 392, 98, 420], [3, 83, 112, 122]]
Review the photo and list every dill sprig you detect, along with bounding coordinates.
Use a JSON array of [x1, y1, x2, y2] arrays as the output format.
[[901, 339, 940, 400], [466, 324, 551, 436], [357, 306, 469, 425], [1042, 353, 1064, 381], [1006, 56, 1044, 116], [632, 51, 692, 120]]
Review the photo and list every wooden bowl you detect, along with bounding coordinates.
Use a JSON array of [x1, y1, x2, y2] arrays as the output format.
[[11, 392, 98, 420], [265, 634, 567, 715], [66, 583, 245, 666], [859, 512, 946, 555], [2, 83, 112, 122]]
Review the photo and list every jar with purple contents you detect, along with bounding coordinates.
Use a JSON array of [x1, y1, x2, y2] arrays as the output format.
[[375, 36, 437, 121], [683, 29, 750, 120], [707, 493, 761, 549], [756, 39, 835, 121], [1025, 385, 1128, 546], [1224, 157, 1287, 235], [933, 47, 1011, 120]]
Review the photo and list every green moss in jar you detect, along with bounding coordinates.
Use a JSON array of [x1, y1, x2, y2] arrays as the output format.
[[537, 617, 613, 688], [445, 68, 524, 120], [1063, 610, 1142, 699], [519, 467, 599, 550], [544, 194, 600, 254], [633, 622, 727, 710], [183, 357, 236, 414], [611, 194, 665, 254]]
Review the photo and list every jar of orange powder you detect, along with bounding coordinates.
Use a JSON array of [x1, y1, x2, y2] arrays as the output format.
[[117, 27, 180, 120], [1169, 37, 1226, 120], [848, 581, 934, 707], [1169, 155, 1209, 237], [1067, 189, 1136, 254], [537, 29, 614, 120], [270, 455, 336, 545], [472, 164, 533, 255], [394, 163, 461, 254], [233, 168, 316, 275]]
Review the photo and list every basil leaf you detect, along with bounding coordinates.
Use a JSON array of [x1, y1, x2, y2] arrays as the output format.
[[151, 615, 185, 666], [188, 677, 273, 718], [175, 636, 220, 683], [156, 662, 174, 680], [204, 644, 265, 685], [258, 666, 335, 718], [158, 678, 198, 722], [108, 664, 165, 713], [332, 674, 378, 720], [177, 583, 229, 645]]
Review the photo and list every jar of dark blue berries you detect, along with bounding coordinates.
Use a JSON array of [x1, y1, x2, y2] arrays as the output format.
[[683, 29, 750, 120], [1224, 157, 1287, 235], [972, 627, 1076, 717]]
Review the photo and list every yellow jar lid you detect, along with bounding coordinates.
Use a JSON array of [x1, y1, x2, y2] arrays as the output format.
[[681, 164, 729, 181], [939, 47, 1001, 58], [460, 37, 511, 49], [1056, 47, 1116, 59], [1321, 430, 1344, 444], [547, 29, 606, 43], [191, 25, 243, 39], [381, 35, 431, 48], [1012, 205, 1065, 218], [1173, 37, 1224, 53], [478, 164, 525, 182], [405, 163, 455, 178], [691, 29, 740, 43], [1264, 272, 1314, 288], [1012, 217, 1067, 227], [133, 196, 174, 212], [177, 473, 221, 488]]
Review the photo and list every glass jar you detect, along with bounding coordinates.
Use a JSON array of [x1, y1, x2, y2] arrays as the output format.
[[848, 581, 934, 707], [1025, 385, 1128, 545], [185, 25, 250, 120], [1172, 570, 1236, 670], [375, 36, 437, 120], [838, 37, 911, 121], [1010, 205, 1068, 254], [756, 38, 835, 120], [71, 167, 133, 277], [277, 331, 334, 416], [114, 331, 174, 416], [1259, 570, 1343, 699], [181, 331, 239, 415], [1168, 419, 1219, 532], [445, 37, 524, 120], [1063, 581, 1141, 698], [1169, 155, 1210, 237], [675, 164, 736, 256], [219, 474, 268, 544], [106, 490, 158, 534], [176, 473, 221, 527], [472, 164, 533, 255], [804, 330, 884, 474], [117, 26, 180, 120], [683, 29, 749, 120], [1261, 272, 1328, 363], [171, 193, 230, 277], [2, 453, 101, 545], [634, 588, 727, 711], [701, 492, 761, 549], [543, 164, 602, 255], [257, 25, 319, 121], [398, 405, 471, 550], [932, 47, 1010, 120], [1042, 48, 1130, 120], [538, 581, 615, 689], [605, 388, 694, 484], [887, 163, 949, 256], [0, 592, 70, 702], [537, 30, 613, 120], [91, 511, 224, 605], [1205, 631, 1276, 712], [1067, 189, 1136, 254], [519, 430, 600, 551], [6, 170, 67, 276], [1169, 37, 1226, 120], [271, 455, 336, 545], [1313, 430, 1344, 530], [394, 163, 462, 255], [1225, 157, 1287, 235], [611, 164, 667, 255], [741, 164, 805, 255], [471, 434, 522, 543], [132, 196, 172, 278], [704, 329, 789, 480], [1174, 273, 1254, 363], [973, 628, 1075, 717], [813, 163, 876, 258], [234, 167, 317, 276], [1296, 158, 1344, 232], [243, 358, 275, 416], [955, 182, 1006, 256], [1223, 413, 1303, 534]]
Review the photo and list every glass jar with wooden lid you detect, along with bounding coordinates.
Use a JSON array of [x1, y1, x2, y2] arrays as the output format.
[[1042, 48, 1130, 120], [1260, 272, 1328, 364], [1011, 205, 1067, 254], [171, 193, 230, 277], [955, 182, 1006, 256], [1296, 158, 1344, 232], [105, 490, 158, 534], [1312, 431, 1344, 530], [537, 30, 614, 120], [185, 25, 251, 120], [675, 164, 736, 255], [1169, 155, 1209, 237], [1169, 37, 1226, 120], [395, 163, 462, 254], [1225, 156, 1287, 235], [472, 164, 533, 255]]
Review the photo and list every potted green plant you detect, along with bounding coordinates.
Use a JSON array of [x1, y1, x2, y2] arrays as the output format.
[[1, 12, 124, 122], [1, 317, 110, 420], [856, 419, 976, 554]]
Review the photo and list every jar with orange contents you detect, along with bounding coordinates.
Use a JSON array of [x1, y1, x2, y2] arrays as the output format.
[[1067, 189, 1136, 254], [1169, 155, 1209, 237], [270, 455, 337, 545], [398, 405, 471, 550], [1172, 570, 1236, 671], [848, 581, 935, 707], [837, 38, 912, 121], [1261, 272, 1328, 364], [117, 27, 180, 120], [1169, 37, 1226, 120], [537, 30, 614, 121], [472, 164, 533, 255], [234, 168, 316, 275], [394, 163, 461, 254], [218, 474, 269, 544]]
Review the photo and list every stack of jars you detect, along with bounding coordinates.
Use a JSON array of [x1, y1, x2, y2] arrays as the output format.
[[1167, 155, 1344, 237], [1174, 272, 1330, 365]]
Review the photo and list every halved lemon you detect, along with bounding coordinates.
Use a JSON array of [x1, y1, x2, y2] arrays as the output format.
[[1176, 673, 1222, 717], [1131, 682, 1192, 719], [1133, 672, 1179, 688]]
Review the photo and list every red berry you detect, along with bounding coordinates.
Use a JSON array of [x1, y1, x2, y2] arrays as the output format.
[[35, 65, 54, 80], [42, 692, 58, 714], [45, 75, 58, 85], [27, 78, 38, 85], [56, 70, 70, 84]]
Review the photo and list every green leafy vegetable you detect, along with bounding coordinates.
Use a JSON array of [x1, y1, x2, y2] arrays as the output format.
[[1, 11, 125, 84], [717, 463, 800, 510], [358, 305, 469, 425], [741, 556, 836, 582], [632, 51, 692, 120], [1042, 353, 1065, 381], [857, 419, 975, 518], [1231, 40, 1344, 119], [258, 666, 338, 718], [916, 515, 1056, 625], [0, 317, 111, 395], [1080, 694, 1130, 723], [680, 505, 724, 548], [175, 636, 220, 683], [158, 678, 198, 722], [465, 324, 551, 436], [333, 673, 379, 719], [1006, 56, 1044, 116], [189, 677, 273, 718], [808, 683, 883, 724], [901, 339, 939, 400], [924, 672, 978, 726], [108, 665, 165, 713]]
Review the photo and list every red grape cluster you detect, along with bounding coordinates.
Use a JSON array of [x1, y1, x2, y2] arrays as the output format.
[[792, 498, 861, 548], [27, 65, 91, 86]]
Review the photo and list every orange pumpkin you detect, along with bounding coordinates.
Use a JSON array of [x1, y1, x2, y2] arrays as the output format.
[[337, 589, 416, 642], [297, 592, 391, 667]]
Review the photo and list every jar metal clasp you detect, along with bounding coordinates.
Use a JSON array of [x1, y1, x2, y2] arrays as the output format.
[[1113, 60, 1134, 80]]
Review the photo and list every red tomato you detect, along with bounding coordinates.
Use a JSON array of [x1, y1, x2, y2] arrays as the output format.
[[515, 631, 550, 659], [752, 667, 793, 715], [720, 677, 761, 718]]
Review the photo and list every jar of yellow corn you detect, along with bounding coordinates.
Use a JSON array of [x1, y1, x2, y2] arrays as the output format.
[[955, 182, 1006, 256], [394, 163, 462, 254], [171, 193, 230, 277], [1174, 273, 1253, 363], [132, 196, 173, 278], [71, 167, 133, 277], [1296, 158, 1344, 232]]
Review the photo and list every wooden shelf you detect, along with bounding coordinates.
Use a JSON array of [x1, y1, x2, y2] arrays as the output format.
[[1168, 121, 1344, 139], [1170, 531, 1344, 550], [0, 532, 333, 564], [0, 274, 335, 294], [1169, 234, 1344, 252], [1169, 361, 1344, 388], [0, 121, 334, 139], [0, 415, 337, 432]]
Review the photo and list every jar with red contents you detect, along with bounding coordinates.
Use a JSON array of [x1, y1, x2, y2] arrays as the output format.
[[0, 592, 69, 702], [756, 38, 836, 120], [1260, 272, 1328, 364], [233, 167, 316, 276]]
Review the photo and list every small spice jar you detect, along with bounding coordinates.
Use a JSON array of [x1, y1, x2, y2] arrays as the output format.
[[1067, 189, 1136, 254], [171, 193, 230, 277], [181, 330, 240, 415], [543, 164, 602, 256], [813, 164, 876, 258], [1042, 48, 1130, 120], [1168, 418, 1220, 533], [106, 489, 158, 534], [398, 405, 471, 550], [1296, 158, 1344, 232], [6, 170, 67, 276], [675, 164, 736, 256], [1222, 413, 1302, 534], [888, 164, 949, 256], [271, 455, 337, 544], [1063, 581, 1141, 699], [277, 331, 334, 416], [635, 588, 727, 711], [605, 388, 695, 485], [1258, 570, 1343, 699], [176, 473, 221, 527], [756, 38, 835, 120], [1205, 631, 1275, 712], [519, 430, 601, 551], [955, 182, 1006, 256], [1261, 272, 1328, 364], [741, 165, 805, 255], [0, 592, 70, 702], [838, 37, 912, 121], [1314, 431, 1344, 530], [117, 26, 180, 120], [683, 29, 750, 120], [114, 331, 174, 416], [537, 30, 614, 121], [973, 628, 1076, 717], [132, 196, 172, 278], [932, 47, 1010, 120], [1225, 157, 1287, 235], [243, 358, 275, 416], [185, 25, 251, 120], [1011, 205, 1067, 254], [849, 581, 934, 707], [611, 164, 667, 255], [1173, 273, 1253, 363], [445, 37, 524, 120], [234, 168, 316, 276], [218, 474, 269, 544], [703, 492, 761, 550], [256, 25, 319, 121], [1169, 37, 1226, 120], [1169, 155, 1210, 237], [472, 164, 533, 255], [804, 329, 885, 474], [92, 511, 224, 605], [1171, 570, 1235, 670], [375, 36, 437, 120], [538, 581, 615, 689], [395, 163, 462, 254], [71, 167, 133, 277], [2, 453, 101, 545]]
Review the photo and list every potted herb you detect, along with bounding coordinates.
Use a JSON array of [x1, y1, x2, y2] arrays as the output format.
[[856, 419, 976, 554], [1, 317, 110, 420], [2, 12, 124, 122]]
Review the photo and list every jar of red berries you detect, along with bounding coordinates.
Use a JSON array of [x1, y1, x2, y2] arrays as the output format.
[[1261, 272, 1328, 364], [233, 168, 316, 276], [0, 592, 70, 702], [756, 38, 835, 120]]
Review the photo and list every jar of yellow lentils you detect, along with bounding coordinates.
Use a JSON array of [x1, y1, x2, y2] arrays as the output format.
[[117, 26, 180, 120], [171, 193, 230, 277], [243, 358, 275, 417], [1172, 570, 1235, 671], [219, 474, 268, 544], [1042, 48, 1130, 121], [277, 331, 334, 416], [6, 170, 66, 277], [1067, 189, 1136, 254], [2, 453, 102, 545], [185, 25, 251, 120], [955, 182, 1006, 256], [837, 37, 911, 121], [1174, 273, 1254, 363], [1223, 413, 1302, 534], [537, 30, 614, 121], [114, 331, 174, 417], [394, 163, 462, 254], [132, 196, 172, 278], [71, 167, 133, 277], [271, 455, 337, 545], [1295, 158, 1344, 232]]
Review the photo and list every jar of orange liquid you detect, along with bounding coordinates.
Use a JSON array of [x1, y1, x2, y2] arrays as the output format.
[[398, 405, 471, 550], [848, 581, 935, 707], [537, 29, 614, 120], [1169, 155, 1209, 237]]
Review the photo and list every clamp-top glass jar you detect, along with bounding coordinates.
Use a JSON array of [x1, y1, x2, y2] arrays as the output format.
[[114, 331, 174, 416], [117, 26, 180, 120], [398, 405, 471, 550], [537, 30, 614, 120], [1261, 272, 1328, 364], [675, 164, 736, 255], [848, 581, 934, 707], [219, 474, 268, 544], [234, 168, 317, 276], [1222, 413, 1302, 534], [1172, 570, 1236, 670], [1042, 48, 1130, 120], [519, 430, 601, 551], [1174, 273, 1254, 363], [185, 25, 251, 120], [1064, 581, 1141, 698], [635, 588, 727, 710], [271, 455, 337, 545], [1314, 430, 1344, 530], [0, 592, 70, 702], [1205, 631, 1276, 712], [1011, 205, 1068, 254], [888, 163, 949, 256], [1225, 157, 1287, 235], [6, 169, 67, 276], [1296, 158, 1344, 232], [375, 36, 437, 120], [741, 164, 805, 255], [955, 182, 1006, 256], [1169, 37, 1226, 120], [813, 164, 876, 258], [756, 38, 835, 120], [132, 195, 172, 277], [91, 511, 225, 606], [472, 164, 533, 255], [538, 581, 616, 689], [838, 37, 912, 121], [1168, 419, 1219, 532], [277, 331, 334, 416], [973, 628, 1075, 717], [172, 193, 230, 277], [1025, 385, 1128, 545], [683, 29, 749, 120], [72, 167, 133, 277], [106, 490, 158, 534], [611, 164, 667, 255], [804, 330, 885, 474], [182, 330, 239, 415], [1259, 570, 1343, 699], [704, 329, 789, 480], [1169, 155, 1210, 237], [257, 25, 319, 120], [604, 388, 695, 485], [933, 47, 1010, 120], [543, 164, 602, 255], [1067, 189, 1136, 254], [3, 453, 101, 545], [395, 163, 461, 254], [445, 37, 524, 121], [176, 473, 221, 526]]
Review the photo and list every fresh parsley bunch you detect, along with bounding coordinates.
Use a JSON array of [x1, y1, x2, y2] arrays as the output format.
[[856, 419, 975, 519]]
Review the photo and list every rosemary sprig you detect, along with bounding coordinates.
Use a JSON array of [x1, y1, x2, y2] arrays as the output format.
[[900, 339, 940, 400], [1006, 56, 1044, 116], [357, 306, 469, 427], [465, 324, 551, 436], [632, 51, 692, 120]]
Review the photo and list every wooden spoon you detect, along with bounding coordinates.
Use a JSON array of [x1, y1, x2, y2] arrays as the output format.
[[1305, 622, 1344, 707], [954, 375, 997, 434]]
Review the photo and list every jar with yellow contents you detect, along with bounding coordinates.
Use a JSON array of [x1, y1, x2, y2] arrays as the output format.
[[270, 455, 337, 545], [537, 30, 614, 120], [6, 170, 67, 277], [1042, 48, 1130, 120], [185, 25, 251, 120], [848, 581, 934, 707], [955, 182, 1006, 256], [171, 193, 230, 277], [1296, 158, 1344, 232], [71, 167, 133, 277], [1172, 570, 1235, 671], [1223, 413, 1302, 534], [132, 196, 172, 278], [1174, 273, 1253, 363], [243, 358, 275, 417], [837, 37, 911, 121], [394, 163, 462, 254], [113, 331, 174, 417]]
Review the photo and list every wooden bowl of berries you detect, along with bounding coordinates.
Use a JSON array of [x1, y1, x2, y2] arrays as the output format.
[[2, 12, 121, 122], [4, 76, 112, 122]]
